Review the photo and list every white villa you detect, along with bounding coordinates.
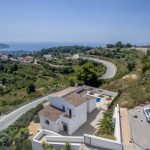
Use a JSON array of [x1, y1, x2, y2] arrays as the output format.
[[39, 85, 118, 135], [72, 54, 80, 59], [33, 104, 122, 150], [43, 54, 52, 60]]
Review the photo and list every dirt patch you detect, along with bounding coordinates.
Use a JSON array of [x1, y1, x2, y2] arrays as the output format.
[[122, 74, 138, 80], [28, 121, 41, 139]]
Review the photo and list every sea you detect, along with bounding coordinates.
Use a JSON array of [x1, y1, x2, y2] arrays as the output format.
[[0, 41, 102, 52]]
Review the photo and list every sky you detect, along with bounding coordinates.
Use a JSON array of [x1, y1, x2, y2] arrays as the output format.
[[0, 0, 150, 45]]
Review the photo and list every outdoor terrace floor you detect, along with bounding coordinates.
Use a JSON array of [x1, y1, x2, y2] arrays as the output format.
[[72, 109, 104, 136]]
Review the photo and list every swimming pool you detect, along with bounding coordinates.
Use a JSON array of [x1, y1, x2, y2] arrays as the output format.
[[96, 97, 101, 103]]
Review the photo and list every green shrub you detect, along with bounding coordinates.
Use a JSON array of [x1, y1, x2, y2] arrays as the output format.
[[26, 83, 35, 94], [61, 142, 71, 150], [33, 115, 40, 123], [0, 103, 43, 149], [96, 110, 114, 138], [15, 139, 32, 150], [42, 142, 55, 150]]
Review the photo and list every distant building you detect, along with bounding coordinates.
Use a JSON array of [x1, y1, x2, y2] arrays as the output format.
[[0, 55, 8, 60], [22, 56, 34, 63], [65, 54, 80, 60], [72, 54, 79, 59], [132, 47, 150, 54], [17, 57, 24, 62], [9, 58, 18, 62], [44, 54, 52, 60]]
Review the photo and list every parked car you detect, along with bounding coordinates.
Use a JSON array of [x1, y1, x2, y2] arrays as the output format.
[[143, 108, 150, 122]]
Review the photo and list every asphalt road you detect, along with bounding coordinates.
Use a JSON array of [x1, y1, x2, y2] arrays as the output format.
[[81, 57, 117, 79], [0, 57, 117, 131], [128, 104, 150, 150], [0, 96, 49, 130]]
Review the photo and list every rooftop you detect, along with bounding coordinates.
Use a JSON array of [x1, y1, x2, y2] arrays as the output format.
[[63, 92, 86, 107], [50, 86, 118, 107], [51, 87, 77, 97], [39, 105, 64, 121]]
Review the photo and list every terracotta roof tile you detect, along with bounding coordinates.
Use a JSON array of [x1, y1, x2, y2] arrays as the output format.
[[39, 105, 64, 121], [63, 92, 86, 107]]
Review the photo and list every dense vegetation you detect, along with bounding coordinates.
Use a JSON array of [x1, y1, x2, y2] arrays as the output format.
[[0, 59, 67, 114], [0, 103, 43, 150], [106, 41, 132, 48], [72, 62, 105, 87], [38, 45, 92, 56], [0, 51, 105, 114]]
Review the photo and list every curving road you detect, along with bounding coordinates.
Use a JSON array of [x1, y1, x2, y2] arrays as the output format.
[[81, 56, 117, 79], [0, 57, 117, 131]]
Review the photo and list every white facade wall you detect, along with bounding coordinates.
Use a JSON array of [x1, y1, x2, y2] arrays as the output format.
[[32, 140, 43, 150], [56, 102, 87, 135], [113, 104, 121, 142], [39, 115, 62, 133], [32, 130, 82, 150], [87, 99, 96, 113], [84, 134, 122, 150], [45, 136, 83, 143], [68, 102, 87, 135], [32, 140, 81, 150]]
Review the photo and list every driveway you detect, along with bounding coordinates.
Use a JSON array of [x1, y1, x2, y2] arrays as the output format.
[[128, 104, 150, 150], [72, 109, 103, 136]]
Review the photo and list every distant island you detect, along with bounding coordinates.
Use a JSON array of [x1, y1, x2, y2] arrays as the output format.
[[0, 43, 9, 49]]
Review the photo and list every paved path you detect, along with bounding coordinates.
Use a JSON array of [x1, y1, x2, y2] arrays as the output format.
[[128, 105, 150, 150], [81, 57, 117, 79], [120, 108, 134, 150], [0, 96, 49, 130], [0, 57, 117, 131]]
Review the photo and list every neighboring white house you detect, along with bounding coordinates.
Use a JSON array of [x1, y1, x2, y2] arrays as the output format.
[[39, 85, 118, 135], [0, 54, 8, 60], [43, 54, 52, 60], [72, 54, 79, 59], [65, 54, 80, 60], [131, 47, 150, 54]]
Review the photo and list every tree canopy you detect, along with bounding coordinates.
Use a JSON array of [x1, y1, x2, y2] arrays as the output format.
[[26, 83, 35, 94], [76, 63, 99, 87]]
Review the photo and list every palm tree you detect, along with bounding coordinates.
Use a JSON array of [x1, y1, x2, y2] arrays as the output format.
[[97, 110, 114, 135]]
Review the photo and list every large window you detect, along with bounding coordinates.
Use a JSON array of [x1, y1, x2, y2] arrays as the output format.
[[45, 119, 50, 125]]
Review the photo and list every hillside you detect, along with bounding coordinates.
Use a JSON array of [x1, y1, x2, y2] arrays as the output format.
[[0, 55, 105, 114], [89, 47, 150, 108]]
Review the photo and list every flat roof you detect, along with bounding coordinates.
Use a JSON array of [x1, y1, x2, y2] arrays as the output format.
[[83, 85, 118, 97], [51, 87, 77, 97]]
